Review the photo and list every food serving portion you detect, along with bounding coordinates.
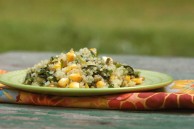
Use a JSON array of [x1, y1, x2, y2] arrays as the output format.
[[23, 48, 144, 88]]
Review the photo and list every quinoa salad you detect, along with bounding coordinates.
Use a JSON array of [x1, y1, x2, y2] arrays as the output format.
[[23, 48, 144, 88]]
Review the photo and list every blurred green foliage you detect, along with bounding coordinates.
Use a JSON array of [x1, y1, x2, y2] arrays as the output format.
[[0, 0, 194, 56]]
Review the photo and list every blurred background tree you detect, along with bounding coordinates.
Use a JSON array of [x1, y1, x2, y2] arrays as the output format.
[[0, 0, 194, 57]]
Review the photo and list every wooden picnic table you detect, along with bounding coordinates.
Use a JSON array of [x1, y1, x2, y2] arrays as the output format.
[[0, 52, 194, 129]]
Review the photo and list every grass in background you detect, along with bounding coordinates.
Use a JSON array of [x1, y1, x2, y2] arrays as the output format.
[[0, 0, 194, 57]]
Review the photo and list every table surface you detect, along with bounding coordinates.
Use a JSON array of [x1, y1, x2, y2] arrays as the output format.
[[0, 52, 194, 129]]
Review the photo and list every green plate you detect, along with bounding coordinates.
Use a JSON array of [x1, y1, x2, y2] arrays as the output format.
[[0, 69, 173, 96]]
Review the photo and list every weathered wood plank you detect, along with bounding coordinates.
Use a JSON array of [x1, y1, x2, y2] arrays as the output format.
[[0, 104, 194, 129]]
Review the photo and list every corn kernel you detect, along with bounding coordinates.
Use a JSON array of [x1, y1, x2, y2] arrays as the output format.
[[53, 62, 61, 69], [69, 82, 80, 88], [65, 64, 78, 73], [69, 73, 82, 82], [70, 64, 77, 69], [132, 78, 143, 85], [96, 81, 105, 88], [66, 50, 76, 62], [125, 75, 131, 82], [58, 78, 69, 87]]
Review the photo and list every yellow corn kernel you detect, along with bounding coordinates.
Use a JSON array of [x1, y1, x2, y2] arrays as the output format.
[[125, 75, 131, 82], [132, 78, 143, 85], [70, 64, 77, 69], [69, 82, 80, 88], [69, 73, 82, 82], [96, 81, 105, 88], [65, 64, 78, 73], [58, 78, 69, 87], [66, 50, 76, 62], [53, 62, 61, 69]]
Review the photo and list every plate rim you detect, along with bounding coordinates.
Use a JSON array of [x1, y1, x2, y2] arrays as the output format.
[[0, 69, 173, 96]]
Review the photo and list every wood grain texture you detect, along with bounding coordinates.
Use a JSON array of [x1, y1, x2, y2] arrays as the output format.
[[0, 104, 194, 129]]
